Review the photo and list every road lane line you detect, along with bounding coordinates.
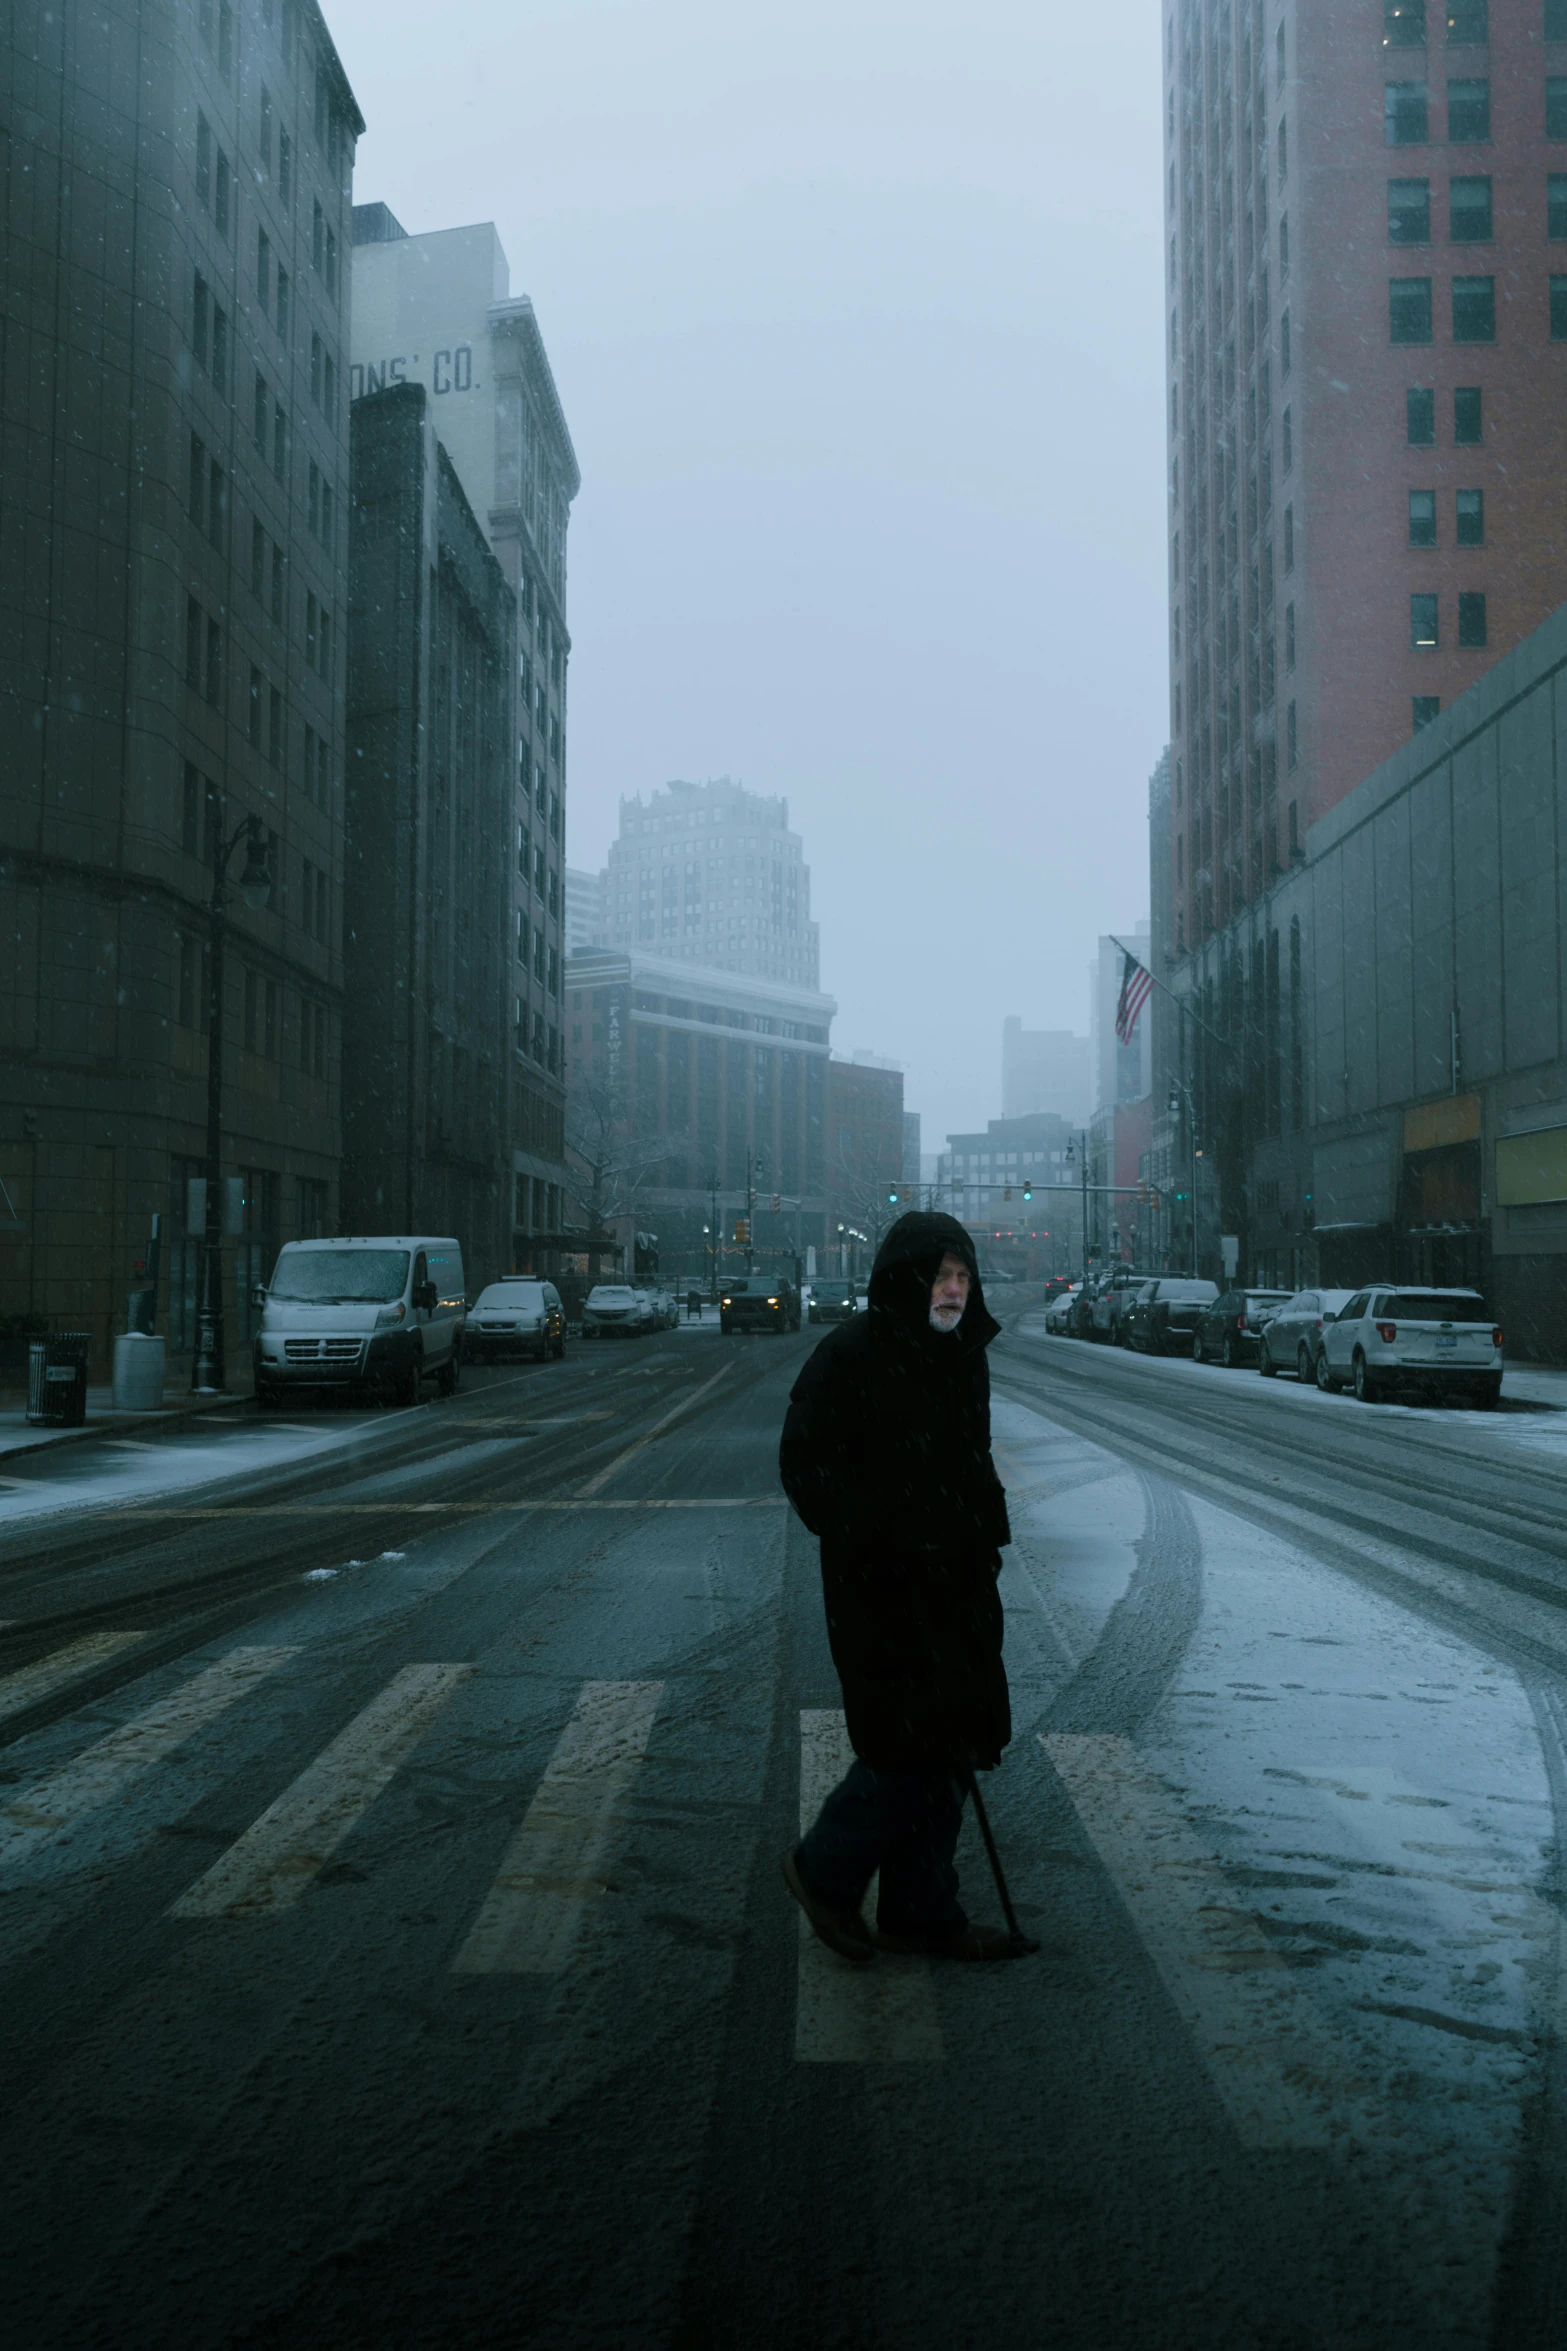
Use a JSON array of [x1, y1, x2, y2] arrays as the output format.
[[0, 1630, 147, 1724], [454, 1680, 662, 1974], [576, 1365, 732, 1497], [794, 1710, 944, 2065], [170, 1662, 473, 1919], [1042, 1732, 1367, 2148], [0, 1647, 296, 1865], [97, 1497, 788, 1518]]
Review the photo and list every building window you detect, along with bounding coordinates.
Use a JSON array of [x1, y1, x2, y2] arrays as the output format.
[[1550, 175, 1567, 239], [1549, 0, 1567, 38], [269, 685, 282, 764], [1406, 384, 1436, 442], [1283, 502, 1295, 570], [1552, 273, 1567, 336], [1413, 694, 1441, 729], [310, 331, 322, 404], [1458, 589, 1487, 645], [1391, 275, 1434, 340], [1281, 404, 1293, 472], [271, 543, 285, 625], [1287, 701, 1298, 770], [257, 229, 271, 315], [214, 146, 230, 238], [196, 112, 211, 207], [1456, 486, 1485, 543], [188, 429, 205, 526], [312, 198, 324, 272], [1451, 274, 1495, 339], [276, 269, 290, 344], [1280, 306, 1292, 373], [1447, 78, 1490, 141], [248, 665, 263, 747], [1551, 78, 1567, 137], [1409, 487, 1438, 544], [1454, 383, 1483, 440], [279, 129, 292, 206], [193, 271, 209, 368], [185, 593, 202, 688], [1280, 213, 1290, 276], [253, 369, 267, 448], [1449, 175, 1492, 240], [1386, 81, 1429, 142], [1383, 1, 1426, 42], [1278, 117, 1288, 183], [260, 85, 273, 171], [273, 402, 287, 482], [1447, 0, 1487, 41], [1389, 177, 1430, 240], [1286, 600, 1296, 669], [1411, 590, 1440, 647]]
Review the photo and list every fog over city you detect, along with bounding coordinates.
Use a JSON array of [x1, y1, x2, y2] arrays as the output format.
[[330, 0, 1169, 1138]]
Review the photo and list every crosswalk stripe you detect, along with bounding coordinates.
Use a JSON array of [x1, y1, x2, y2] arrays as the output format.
[[0, 1647, 296, 1865], [1042, 1733, 1365, 2148], [794, 1710, 944, 2065], [0, 1630, 147, 1725], [170, 1662, 473, 1919], [453, 1680, 663, 1975]]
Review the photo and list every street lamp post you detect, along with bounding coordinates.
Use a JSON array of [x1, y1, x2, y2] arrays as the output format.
[[191, 813, 275, 1394], [1065, 1131, 1090, 1284]]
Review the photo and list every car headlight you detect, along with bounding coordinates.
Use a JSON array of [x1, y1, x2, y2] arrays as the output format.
[[375, 1303, 406, 1328]]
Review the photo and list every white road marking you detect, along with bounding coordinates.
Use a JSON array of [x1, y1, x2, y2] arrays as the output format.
[[170, 1662, 472, 1918], [0, 1629, 147, 1724], [794, 1710, 944, 2065], [0, 1647, 296, 1864], [1043, 1732, 1368, 2148], [454, 1680, 662, 1975], [575, 1365, 732, 1497]]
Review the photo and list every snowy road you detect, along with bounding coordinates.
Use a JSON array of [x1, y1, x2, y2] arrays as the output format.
[[3, 1310, 1567, 2346]]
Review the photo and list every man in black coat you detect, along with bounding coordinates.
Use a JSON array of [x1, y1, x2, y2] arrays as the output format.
[[779, 1211, 1019, 1963]]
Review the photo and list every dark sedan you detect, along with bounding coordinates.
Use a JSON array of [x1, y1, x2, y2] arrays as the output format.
[[1128, 1276, 1220, 1354], [1193, 1287, 1292, 1367]]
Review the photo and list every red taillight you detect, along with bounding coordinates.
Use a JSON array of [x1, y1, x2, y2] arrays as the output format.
[[1376, 1321, 1397, 1343], [1234, 1314, 1245, 1328], [1493, 1326, 1505, 1349]]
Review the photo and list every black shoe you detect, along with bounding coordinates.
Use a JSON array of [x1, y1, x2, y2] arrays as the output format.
[[782, 1848, 874, 1963], [876, 1919, 1034, 1961]]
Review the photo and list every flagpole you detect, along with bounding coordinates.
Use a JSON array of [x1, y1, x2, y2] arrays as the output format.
[[1109, 937, 1228, 1047]]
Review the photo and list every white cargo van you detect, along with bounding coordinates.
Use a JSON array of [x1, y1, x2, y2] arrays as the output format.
[[253, 1236, 466, 1407]]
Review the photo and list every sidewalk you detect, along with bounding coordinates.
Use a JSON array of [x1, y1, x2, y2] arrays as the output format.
[[0, 1380, 252, 1468]]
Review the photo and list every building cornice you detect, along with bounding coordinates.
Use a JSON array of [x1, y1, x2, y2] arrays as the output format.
[[488, 298, 581, 499]]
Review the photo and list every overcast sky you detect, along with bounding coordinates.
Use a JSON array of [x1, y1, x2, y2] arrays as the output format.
[[329, 0, 1169, 1144]]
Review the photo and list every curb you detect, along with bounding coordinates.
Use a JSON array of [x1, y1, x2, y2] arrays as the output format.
[[0, 1389, 252, 1469]]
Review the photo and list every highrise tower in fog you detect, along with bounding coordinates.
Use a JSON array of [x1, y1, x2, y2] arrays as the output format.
[[595, 778, 820, 988], [1166, 0, 1567, 952]]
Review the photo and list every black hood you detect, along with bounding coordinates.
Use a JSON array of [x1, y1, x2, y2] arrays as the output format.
[[866, 1212, 1000, 1352]]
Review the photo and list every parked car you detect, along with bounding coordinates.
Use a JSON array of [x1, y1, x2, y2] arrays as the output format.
[[465, 1278, 565, 1363], [1127, 1276, 1219, 1355], [809, 1279, 857, 1325], [1316, 1286, 1503, 1405], [581, 1284, 646, 1338], [1112, 1280, 1159, 1346], [645, 1288, 681, 1329], [1193, 1287, 1292, 1367], [1044, 1284, 1082, 1334], [720, 1276, 801, 1334], [1067, 1273, 1110, 1339], [253, 1234, 466, 1408], [1090, 1269, 1157, 1343], [1256, 1287, 1358, 1381]]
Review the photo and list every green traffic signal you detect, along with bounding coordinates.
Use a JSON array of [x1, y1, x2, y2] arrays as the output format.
[[887, 1186, 900, 1205]]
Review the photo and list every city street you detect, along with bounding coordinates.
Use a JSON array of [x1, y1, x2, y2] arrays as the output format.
[[5, 1303, 1567, 2349]]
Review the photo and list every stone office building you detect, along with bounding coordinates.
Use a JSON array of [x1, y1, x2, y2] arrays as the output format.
[[350, 209, 578, 1258], [1, 0, 361, 1371], [1177, 599, 1567, 1360], [344, 382, 517, 1278]]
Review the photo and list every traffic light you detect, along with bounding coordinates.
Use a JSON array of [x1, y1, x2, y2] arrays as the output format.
[[887, 1185, 899, 1205], [771, 1193, 780, 1212], [1003, 1185, 1012, 1201], [1022, 1181, 1033, 1202], [733, 1217, 750, 1245]]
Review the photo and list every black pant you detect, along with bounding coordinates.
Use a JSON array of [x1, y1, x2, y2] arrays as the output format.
[[798, 1762, 967, 1933]]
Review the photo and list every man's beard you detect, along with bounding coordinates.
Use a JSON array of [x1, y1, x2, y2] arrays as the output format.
[[929, 1304, 964, 1333]]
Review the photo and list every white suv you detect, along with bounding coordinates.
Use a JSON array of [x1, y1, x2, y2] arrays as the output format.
[[1317, 1286, 1502, 1407]]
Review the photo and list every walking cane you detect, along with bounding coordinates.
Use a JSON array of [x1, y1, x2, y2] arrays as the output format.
[[965, 1768, 1040, 1957]]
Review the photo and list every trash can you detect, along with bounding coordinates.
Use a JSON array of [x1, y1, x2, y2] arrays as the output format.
[[112, 1332, 166, 1412], [26, 1333, 92, 1428]]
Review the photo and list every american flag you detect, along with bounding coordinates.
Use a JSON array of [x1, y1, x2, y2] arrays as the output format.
[[1114, 949, 1153, 1045]]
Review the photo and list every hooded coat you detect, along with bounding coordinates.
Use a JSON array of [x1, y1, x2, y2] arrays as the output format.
[[779, 1211, 1012, 1770]]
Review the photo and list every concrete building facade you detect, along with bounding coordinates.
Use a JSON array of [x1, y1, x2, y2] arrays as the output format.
[[349, 209, 577, 1257], [343, 382, 517, 1279], [1, 0, 361, 1371], [1165, 0, 1567, 955], [564, 947, 835, 1280], [1000, 1016, 1091, 1127], [594, 778, 820, 989], [824, 1057, 904, 1261]]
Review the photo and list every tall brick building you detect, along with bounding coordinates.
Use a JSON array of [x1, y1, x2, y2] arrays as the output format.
[[1, 0, 360, 1370], [1167, 0, 1567, 952]]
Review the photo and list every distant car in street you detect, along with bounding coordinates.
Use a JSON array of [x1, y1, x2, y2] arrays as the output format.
[[808, 1278, 857, 1325], [1127, 1276, 1219, 1355], [1193, 1287, 1292, 1367], [581, 1284, 646, 1338], [1316, 1286, 1503, 1405], [1256, 1287, 1358, 1380], [1044, 1284, 1082, 1334], [465, 1278, 565, 1364], [1042, 1276, 1074, 1301], [720, 1276, 801, 1334]]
